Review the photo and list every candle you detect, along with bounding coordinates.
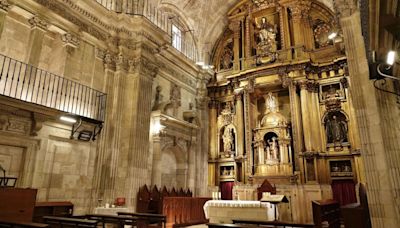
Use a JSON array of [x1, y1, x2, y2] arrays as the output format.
[[218, 192, 221, 200]]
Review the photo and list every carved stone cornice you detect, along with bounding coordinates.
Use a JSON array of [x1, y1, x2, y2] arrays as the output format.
[[333, 0, 357, 18], [61, 33, 80, 48], [0, 0, 10, 12], [288, 0, 312, 21], [28, 16, 48, 30]]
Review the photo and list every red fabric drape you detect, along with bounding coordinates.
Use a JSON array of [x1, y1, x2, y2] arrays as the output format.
[[220, 182, 234, 200], [331, 180, 357, 206]]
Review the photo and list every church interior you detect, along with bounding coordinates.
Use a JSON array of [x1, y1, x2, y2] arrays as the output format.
[[0, 0, 399, 227]]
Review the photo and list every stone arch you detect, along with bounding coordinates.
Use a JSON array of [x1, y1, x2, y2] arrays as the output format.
[[159, 143, 188, 189]]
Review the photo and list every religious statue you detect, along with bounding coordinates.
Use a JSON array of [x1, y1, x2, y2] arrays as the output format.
[[269, 137, 279, 160], [220, 44, 233, 70], [222, 127, 234, 153], [325, 115, 348, 144], [152, 86, 163, 111], [265, 92, 278, 113], [255, 17, 278, 58]]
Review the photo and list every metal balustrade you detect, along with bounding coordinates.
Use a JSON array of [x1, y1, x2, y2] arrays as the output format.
[[95, 0, 197, 62], [0, 54, 106, 122]]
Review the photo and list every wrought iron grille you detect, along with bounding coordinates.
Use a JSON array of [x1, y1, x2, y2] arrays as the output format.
[[0, 54, 106, 122]]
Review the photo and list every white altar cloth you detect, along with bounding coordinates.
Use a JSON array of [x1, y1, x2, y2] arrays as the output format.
[[94, 207, 131, 215], [203, 200, 277, 223]]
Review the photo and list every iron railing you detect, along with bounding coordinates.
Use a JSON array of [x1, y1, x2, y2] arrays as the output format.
[[95, 0, 198, 62], [0, 54, 106, 122]]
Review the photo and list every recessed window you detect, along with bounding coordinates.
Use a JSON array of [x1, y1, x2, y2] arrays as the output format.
[[172, 25, 182, 52]]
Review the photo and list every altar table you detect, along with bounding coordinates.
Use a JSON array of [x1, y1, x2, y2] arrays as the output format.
[[203, 200, 277, 224]]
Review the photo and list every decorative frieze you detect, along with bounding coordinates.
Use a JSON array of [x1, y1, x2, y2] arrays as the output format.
[[28, 16, 48, 30]]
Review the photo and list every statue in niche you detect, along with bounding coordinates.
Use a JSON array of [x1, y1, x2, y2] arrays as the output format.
[[325, 114, 348, 145], [265, 92, 278, 113], [255, 17, 278, 61], [170, 84, 181, 116], [268, 137, 279, 160], [222, 126, 235, 153], [152, 86, 163, 111], [220, 43, 234, 70]]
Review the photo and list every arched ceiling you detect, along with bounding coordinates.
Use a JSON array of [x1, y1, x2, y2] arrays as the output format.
[[155, 0, 335, 63]]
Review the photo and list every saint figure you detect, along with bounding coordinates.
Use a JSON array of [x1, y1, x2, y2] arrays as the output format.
[[326, 115, 348, 144], [222, 127, 234, 152], [265, 92, 278, 113]]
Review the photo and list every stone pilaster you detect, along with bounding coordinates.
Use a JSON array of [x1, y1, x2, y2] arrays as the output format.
[[338, 7, 400, 227], [208, 100, 219, 160], [299, 80, 312, 152], [25, 16, 48, 66], [0, 0, 10, 40]]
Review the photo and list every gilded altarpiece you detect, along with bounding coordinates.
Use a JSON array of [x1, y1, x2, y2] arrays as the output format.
[[208, 0, 365, 223]]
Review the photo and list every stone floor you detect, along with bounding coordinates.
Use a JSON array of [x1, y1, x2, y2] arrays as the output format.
[[186, 225, 207, 228]]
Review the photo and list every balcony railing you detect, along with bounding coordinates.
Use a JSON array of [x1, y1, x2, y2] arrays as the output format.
[[95, 0, 197, 62], [0, 54, 106, 122]]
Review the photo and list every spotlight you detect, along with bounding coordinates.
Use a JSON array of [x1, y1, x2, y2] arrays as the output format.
[[328, 32, 337, 40], [386, 51, 396, 66], [60, 115, 77, 124]]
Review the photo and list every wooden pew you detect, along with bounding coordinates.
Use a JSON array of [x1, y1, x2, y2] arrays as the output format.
[[117, 212, 166, 228], [42, 216, 97, 228], [0, 220, 48, 228], [85, 214, 134, 228], [232, 219, 315, 228]]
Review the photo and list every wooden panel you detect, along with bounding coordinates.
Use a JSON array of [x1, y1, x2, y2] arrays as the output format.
[[0, 188, 37, 222], [162, 197, 210, 227]]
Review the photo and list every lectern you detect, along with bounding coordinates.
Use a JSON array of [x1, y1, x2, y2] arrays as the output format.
[[260, 193, 288, 221]]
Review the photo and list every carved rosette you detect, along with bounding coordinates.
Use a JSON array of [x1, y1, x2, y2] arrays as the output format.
[[28, 16, 48, 30], [0, 0, 10, 12]]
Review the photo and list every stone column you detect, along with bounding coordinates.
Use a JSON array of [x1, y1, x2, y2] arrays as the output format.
[[235, 92, 245, 157], [229, 20, 241, 72], [285, 77, 303, 173], [299, 80, 312, 151], [0, 0, 10, 39], [26, 16, 48, 66], [335, 0, 400, 225], [308, 81, 322, 152], [208, 100, 218, 159]]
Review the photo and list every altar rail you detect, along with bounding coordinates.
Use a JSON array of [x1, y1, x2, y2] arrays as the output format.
[[0, 54, 106, 122], [94, 0, 197, 61]]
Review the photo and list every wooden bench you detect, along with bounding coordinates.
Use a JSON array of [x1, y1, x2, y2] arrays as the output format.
[[42, 216, 97, 228], [232, 219, 315, 228], [0, 220, 48, 228], [85, 214, 134, 228], [117, 212, 166, 228]]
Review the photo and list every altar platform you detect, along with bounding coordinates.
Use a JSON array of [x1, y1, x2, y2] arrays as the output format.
[[203, 200, 276, 224]]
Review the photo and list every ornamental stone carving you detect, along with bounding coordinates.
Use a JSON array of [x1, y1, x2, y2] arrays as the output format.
[[28, 16, 48, 30], [288, 0, 312, 20], [333, 0, 357, 18], [0, 0, 10, 12], [61, 33, 80, 48], [252, 0, 276, 7]]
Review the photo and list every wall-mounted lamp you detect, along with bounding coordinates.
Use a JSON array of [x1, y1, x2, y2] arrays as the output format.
[[370, 50, 400, 97], [59, 114, 103, 141], [376, 50, 399, 81]]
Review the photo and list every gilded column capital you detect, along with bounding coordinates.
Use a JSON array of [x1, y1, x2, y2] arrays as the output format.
[[333, 0, 357, 18], [288, 0, 311, 21], [0, 0, 10, 12], [298, 79, 318, 92], [229, 20, 241, 35], [28, 16, 48, 31]]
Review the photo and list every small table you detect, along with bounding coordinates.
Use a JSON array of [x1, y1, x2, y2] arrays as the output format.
[[94, 207, 131, 215]]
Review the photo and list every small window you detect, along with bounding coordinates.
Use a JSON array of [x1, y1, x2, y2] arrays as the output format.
[[172, 25, 182, 52]]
